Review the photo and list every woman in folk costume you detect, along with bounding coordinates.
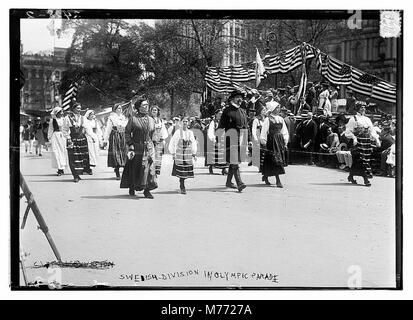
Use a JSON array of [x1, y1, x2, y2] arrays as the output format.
[[47, 106, 69, 176], [344, 101, 381, 187], [120, 98, 157, 198], [104, 103, 128, 180], [169, 116, 198, 194], [63, 103, 92, 182], [319, 83, 332, 117], [251, 105, 267, 173], [260, 103, 289, 188], [83, 110, 103, 171], [150, 105, 168, 175], [207, 109, 228, 175]]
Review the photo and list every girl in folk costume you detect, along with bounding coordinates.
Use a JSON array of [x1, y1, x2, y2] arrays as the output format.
[[104, 103, 128, 180], [47, 106, 69, 176], [169, 117, 198, 194], [207, 109, 228, 175], [344, 101, 381, 187], [150, 105, 168, 175], [120, 98, 157, 198], [83, 110, 103, 170], [63, 103, 92, 182], [251, 105, 267, 173], [319, 83, 332, 117], [260, 103, 289, 188]]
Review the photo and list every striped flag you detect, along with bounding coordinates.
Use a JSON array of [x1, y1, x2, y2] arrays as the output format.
[[315, 50, 352, 85], [371, 79, 397, 103], [62, 82, 79, 110], [264, 45, 315, 74]]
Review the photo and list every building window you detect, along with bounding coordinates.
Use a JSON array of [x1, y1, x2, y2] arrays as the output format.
[[352, 42, 363, 62], [378, 39, 386, 60], [335, 46, 342, 60]]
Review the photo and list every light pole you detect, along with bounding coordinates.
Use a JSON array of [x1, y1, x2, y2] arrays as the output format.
[[266, 31, 278, 88]]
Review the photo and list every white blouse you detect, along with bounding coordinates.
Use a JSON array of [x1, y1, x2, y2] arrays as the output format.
[[104, 112, 128, 141], [345, 113, 380, 143], [168, 129, 198, 155], [260, 115, 289, 146], [83, 118, 103, 143]]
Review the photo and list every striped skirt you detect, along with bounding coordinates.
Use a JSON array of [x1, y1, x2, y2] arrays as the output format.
[[154, 141, 164, 175], [172, 139, 194, 179], [67, 130, 89, 175], [107, 129, 127, 168], [350, 134, 373, 178]]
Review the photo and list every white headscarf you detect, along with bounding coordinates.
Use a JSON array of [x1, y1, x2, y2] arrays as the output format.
[[84, 110, 94, 119], [50, 106, 63, 119]]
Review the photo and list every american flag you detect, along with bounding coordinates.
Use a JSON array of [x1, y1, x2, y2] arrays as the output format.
[[358, 73, 380, 85], [62, 82, 79, 110], [315, 50, 351, 85]]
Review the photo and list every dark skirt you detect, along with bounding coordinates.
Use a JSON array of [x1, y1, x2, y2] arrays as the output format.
[[350, 135, 373, 178], [120, 143, 158, 191], [172, 140, 194, 179], [262, 132, 286, 176], [107, 130, 127, 168], [67, 130, 90, 176]]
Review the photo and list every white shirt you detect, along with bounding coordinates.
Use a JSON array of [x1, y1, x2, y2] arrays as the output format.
[[260, 115, 289, 146], [103, 112, 128, 141], [168, 129, 198, 155], [345, 113, 380, 143]]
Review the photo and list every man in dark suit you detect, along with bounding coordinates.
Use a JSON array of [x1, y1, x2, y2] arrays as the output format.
[[218, 90, 249, 192], [297, 112, 318, 165]]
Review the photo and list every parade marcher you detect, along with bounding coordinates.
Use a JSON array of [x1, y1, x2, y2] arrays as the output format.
[[120, 98, 157, 198], [207, 109, 228, 175], [103, 103, 128, 180], [83, 110, 103, 171], [27, 119, 34, 154], [63, 103, 92, 182], [251, 105, 267, 172], [218, 89, 249, 192], [319, 83, 332, 117], [169, 117, 198, 194], [260, 104, 289, 187], [47, 106, 68, 176], [280, 107, 296, 165], [150, 105, 168, 175], [344, 102, 381, 186]]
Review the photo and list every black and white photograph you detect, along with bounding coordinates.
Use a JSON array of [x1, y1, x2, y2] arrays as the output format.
[[9, 8, 403, 290]]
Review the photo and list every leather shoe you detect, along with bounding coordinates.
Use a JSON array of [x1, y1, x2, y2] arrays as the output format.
[[144, 190, 154, 199], [226, 183, 237, 189]]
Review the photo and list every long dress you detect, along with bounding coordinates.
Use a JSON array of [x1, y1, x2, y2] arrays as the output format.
[[63, 113, 90, 176], [152, 118, 168, 175], [251, 117, 265, 172], [120, 115, 157, 191], [260, 115, 289, 176], [345, 114, 380, 178], [104, 112, 128, 168], [169, 129, 197, 179], [84, 118, 102, 167], [47, 117, 69, 170], [207, 120, 228, 170]]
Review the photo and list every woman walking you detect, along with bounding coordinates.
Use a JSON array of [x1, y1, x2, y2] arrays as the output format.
[[47, 106, 68, 176], [104, 103, 128, 179], [251, 106, 267, 172], [120, 98, 157, 198], [260, 104, 289, 188], [83, 110, 103, 171], [150, 105, 168, 175], [345, 102, 381, 186], [169, 117, 198, 194], [63, 103, 92, 182]]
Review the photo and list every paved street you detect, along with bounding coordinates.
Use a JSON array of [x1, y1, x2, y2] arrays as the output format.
[[18, 148, 396, 288]]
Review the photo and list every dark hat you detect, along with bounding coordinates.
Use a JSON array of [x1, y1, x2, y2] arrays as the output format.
[[280, 106, 288, 112], [228, 89, 245, 100]]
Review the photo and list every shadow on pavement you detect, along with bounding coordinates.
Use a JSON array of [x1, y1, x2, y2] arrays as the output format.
[[309, 182, 364, 187], [82, 194, 140, 200]]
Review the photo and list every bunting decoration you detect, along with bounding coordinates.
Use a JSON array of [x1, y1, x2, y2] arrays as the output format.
[[205, 42, 397, 104]]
